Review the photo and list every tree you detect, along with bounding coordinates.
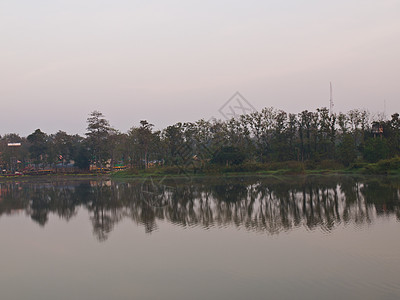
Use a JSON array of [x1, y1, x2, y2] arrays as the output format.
[[363, 138, 389, 163], [86, 111, 112, 170], [107, 129, 124, 169], [52, 131, 74, 166], [162, 123, 185, 165], [298, 110, 313, 160], [137, 120, 154, 169], [247, 108, 275, 162], [73, 143, 91, 170], [126, 120, 156, 169], [337, 134, 357, 166], [27, 129, 48, 168], [317, 108, 333, 158], [271, 110, 289, 161], [0, 134, 28, 171], [211, 146, 246, 166], [387, 113, 400, 156]]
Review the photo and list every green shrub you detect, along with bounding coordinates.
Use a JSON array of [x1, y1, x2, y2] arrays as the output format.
[[111, 168, 138, 177], [267, 161, 305, 173], [305, 160, 317, 170], [158, 165, 185, 174], [319, 160, 344, 170], [349, 162, 367, 169], [363, 138, 390, 163], [361, 156, 400, 174]]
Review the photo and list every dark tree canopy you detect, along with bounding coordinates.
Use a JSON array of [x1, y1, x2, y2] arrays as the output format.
[[1, 107, 400, 173], [211, 146, 246, 166]]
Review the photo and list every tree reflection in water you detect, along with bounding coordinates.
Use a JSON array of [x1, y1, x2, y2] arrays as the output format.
[[0, 176, 399, 241]]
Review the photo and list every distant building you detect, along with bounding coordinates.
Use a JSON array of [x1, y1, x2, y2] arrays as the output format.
[[372, 122, 383, 138]]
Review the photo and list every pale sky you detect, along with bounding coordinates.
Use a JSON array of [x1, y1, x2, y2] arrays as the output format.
[[1, 0, 399, 136]]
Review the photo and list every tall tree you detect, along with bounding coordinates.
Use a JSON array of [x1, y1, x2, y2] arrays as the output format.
[[27, 129, 48, 169], [86, 111, 112, 170], [137, 120, 154, 169]]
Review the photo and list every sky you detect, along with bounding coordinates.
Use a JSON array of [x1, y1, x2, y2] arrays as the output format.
[[1, 0, 399, 136]]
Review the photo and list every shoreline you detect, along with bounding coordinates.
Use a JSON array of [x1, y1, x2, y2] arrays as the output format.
[[1, 166, 399, 182], [0, 173, 110, 183]]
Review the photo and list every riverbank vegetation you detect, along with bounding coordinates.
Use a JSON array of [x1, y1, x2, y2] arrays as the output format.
[[1, 107, 400, 176]]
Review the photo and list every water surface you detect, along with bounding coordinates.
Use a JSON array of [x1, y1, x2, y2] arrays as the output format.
[[0, 176, 399, 299]]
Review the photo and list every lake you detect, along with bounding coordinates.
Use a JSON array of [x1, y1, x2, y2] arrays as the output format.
[[0, 175, 399, 299]]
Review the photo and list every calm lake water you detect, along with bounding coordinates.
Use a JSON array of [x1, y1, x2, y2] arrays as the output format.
[[0, 175, 399, 300]]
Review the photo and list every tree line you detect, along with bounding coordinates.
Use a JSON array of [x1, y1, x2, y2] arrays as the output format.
[[0, 108, 399, 172]]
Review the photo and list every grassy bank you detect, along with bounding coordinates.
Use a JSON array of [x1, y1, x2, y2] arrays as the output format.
[[347, 156, 400, 175], [111, 157, 400, 179], [2, 158, 397, 182], [0, 173, 109, 183]]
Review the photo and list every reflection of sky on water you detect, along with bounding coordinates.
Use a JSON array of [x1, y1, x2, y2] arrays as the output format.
[[0, 177, 399, 299], [0, 207, 399, 300]]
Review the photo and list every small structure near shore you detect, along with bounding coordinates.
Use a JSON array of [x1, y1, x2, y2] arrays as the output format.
[[372, 122, 384, 138]]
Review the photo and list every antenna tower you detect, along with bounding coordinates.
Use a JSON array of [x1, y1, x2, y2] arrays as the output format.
[[384, 99, 386, 120], [329, 82, 334, 115]]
